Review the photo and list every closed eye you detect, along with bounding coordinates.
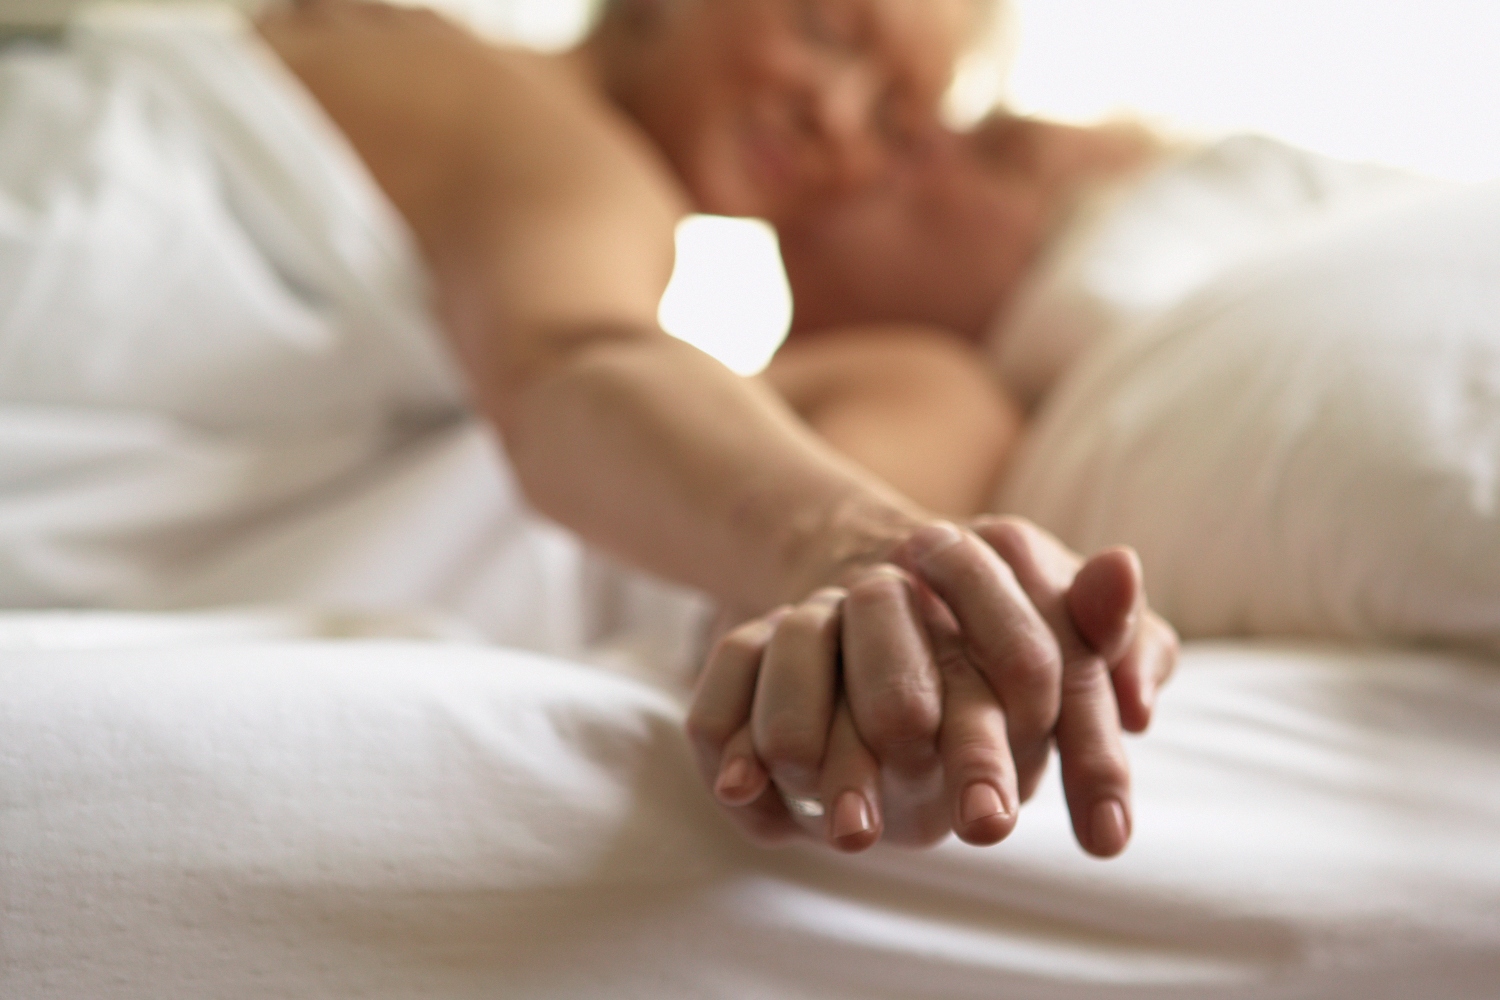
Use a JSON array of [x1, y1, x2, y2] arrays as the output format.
[[797, 0, 860, 52]]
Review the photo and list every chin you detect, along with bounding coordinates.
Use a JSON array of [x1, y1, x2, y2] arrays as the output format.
[[683, 145, 780, 220], [692, 174, 772, 220]]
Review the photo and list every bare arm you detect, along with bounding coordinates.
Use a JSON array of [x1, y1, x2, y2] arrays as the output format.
[[260, 5, 1160, 859], [764, 327, 1023, 518], [262, 4, 930, 615]]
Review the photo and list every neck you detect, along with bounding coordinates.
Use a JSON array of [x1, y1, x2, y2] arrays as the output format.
[[565, 17, 651, 132]]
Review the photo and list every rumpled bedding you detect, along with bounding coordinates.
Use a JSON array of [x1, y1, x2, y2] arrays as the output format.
[[4, 618, 1499, 999], [998, 178, 1500, 649], [0, 2, 708, 679], [2, 6, 1498, 998]]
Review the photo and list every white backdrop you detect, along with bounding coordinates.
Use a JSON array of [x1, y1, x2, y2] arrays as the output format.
[[1008, 0, 1500, 184]]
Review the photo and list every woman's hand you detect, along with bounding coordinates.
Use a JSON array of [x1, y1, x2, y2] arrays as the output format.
[[685, 517, 1179, 855]]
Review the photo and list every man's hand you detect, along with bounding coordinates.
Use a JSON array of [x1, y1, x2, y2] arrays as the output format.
[[685, 518, 1179, 854]]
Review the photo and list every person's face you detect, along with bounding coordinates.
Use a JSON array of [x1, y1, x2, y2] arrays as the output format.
[[622, 0, 972, 224], [780, 114, 1058, 339]]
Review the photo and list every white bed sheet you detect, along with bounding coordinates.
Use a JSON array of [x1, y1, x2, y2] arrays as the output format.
[[1, 9, 1497, 997], [4, 619, 1498, 999]]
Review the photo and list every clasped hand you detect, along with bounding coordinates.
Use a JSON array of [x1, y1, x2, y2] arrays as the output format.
[[687, 517, 1179, 856]]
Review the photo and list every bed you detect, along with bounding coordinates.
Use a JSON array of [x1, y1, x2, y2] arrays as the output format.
[[5, 616, 1500, 999], [3, 3, 1500, 997]]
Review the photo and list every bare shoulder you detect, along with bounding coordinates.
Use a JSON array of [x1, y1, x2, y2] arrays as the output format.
[[257, 2, 685, 286]]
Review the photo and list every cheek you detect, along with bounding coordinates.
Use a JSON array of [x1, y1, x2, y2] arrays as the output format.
[[646, 47, 745, 187], [697, 6, 786, 100]]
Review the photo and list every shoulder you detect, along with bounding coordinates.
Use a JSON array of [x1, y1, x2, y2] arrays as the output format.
[[258, 2, 686, 260]]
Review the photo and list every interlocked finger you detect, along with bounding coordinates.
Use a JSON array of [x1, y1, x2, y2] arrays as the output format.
[[895, 522, 1062, 800], [817, 702, 884, 852], [972, 517, 1133, 857], [752, 588, 845, 805], [688, 612, 801, 844], [934, 638, 1020, 847]]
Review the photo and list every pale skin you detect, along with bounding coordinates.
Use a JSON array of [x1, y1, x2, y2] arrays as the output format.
[[696, 115, 1179, 850], [695, 329, 1178, 850], [256, 0, 1176, 856], [780, 109, 1170, 342]]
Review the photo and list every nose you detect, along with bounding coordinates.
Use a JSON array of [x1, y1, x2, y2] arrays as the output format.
[[798, 63, 885, 193]]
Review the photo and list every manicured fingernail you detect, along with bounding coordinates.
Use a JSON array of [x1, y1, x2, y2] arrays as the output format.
[[961, 782, 1009, 827], [907, 522, 964, 568], [715, 758, 753, 801], [831, 790, 874, 840], [1091, 798, 1130, 855]]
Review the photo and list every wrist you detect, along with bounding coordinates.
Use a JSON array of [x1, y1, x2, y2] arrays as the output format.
[[774, 488, 930, 606]]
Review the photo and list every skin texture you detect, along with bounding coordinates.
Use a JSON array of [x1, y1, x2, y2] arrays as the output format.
[[690, 519, 1179, 852], [780, 111, 1166, 340], [592, 0, 973, 224], [255, 0, 1177, 855], [762, 326, 1021, 517]]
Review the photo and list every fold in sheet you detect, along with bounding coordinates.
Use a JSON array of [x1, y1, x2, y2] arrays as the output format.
[[4, 629, 1498, 998], [0, 5, 709, 679]]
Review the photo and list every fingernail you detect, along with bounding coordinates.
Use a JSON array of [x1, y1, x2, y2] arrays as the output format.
[[906, 522, 964, 568], [1091, 798, 1130, 855], [961, 782, 1009, 827], [831, 790, 874, 840], [715, 758, 752, 801]]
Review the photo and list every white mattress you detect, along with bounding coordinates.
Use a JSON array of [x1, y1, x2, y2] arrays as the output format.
[[4, 618, 1499, 998]]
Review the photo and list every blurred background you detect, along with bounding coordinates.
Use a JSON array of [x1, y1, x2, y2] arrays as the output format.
[[6, 0, 1498, 370]]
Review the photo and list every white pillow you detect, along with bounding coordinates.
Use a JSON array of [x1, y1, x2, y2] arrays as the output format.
[[997, 180, 1500, 648]]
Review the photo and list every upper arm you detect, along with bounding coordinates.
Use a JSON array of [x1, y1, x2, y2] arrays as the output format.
[[424, 62, 688, 414], [263, 7, 685, 405]]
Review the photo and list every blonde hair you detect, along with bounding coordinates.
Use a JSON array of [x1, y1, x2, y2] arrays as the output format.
[[948, 0, 1018, 126], [590, 0, 1019, 123]]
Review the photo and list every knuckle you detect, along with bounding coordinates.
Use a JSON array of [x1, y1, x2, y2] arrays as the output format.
[[1005, 630, 1063, 693], [1002, 639, 1064, 733], [775, 602, 840, 644], [985, 516, 1029, 555], [846, 568, 908, 611], [1060, 655, 1111, 701], [1063, 742, 1128, 788], [973, 515, 1035, 555], [754, 717, 824, 771], [944, 734, 1008, 778], [684, 706, 733, 747], [1160, 621, 1182, 663], [943, 539, 995, 587], [859, 680, 941, 751], [712, 628, 767, 663]]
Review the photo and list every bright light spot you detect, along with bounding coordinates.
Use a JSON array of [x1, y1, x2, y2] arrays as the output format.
[[1006, 0, 1500, 182], [436, 0, 591, 48], [658, 216, 792, 377]]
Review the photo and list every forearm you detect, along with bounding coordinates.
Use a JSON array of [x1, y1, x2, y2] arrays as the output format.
[[494, 330, 929, 613]]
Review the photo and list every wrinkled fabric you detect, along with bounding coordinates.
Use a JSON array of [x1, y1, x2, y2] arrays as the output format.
[[3, 621, 1499, 999]]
